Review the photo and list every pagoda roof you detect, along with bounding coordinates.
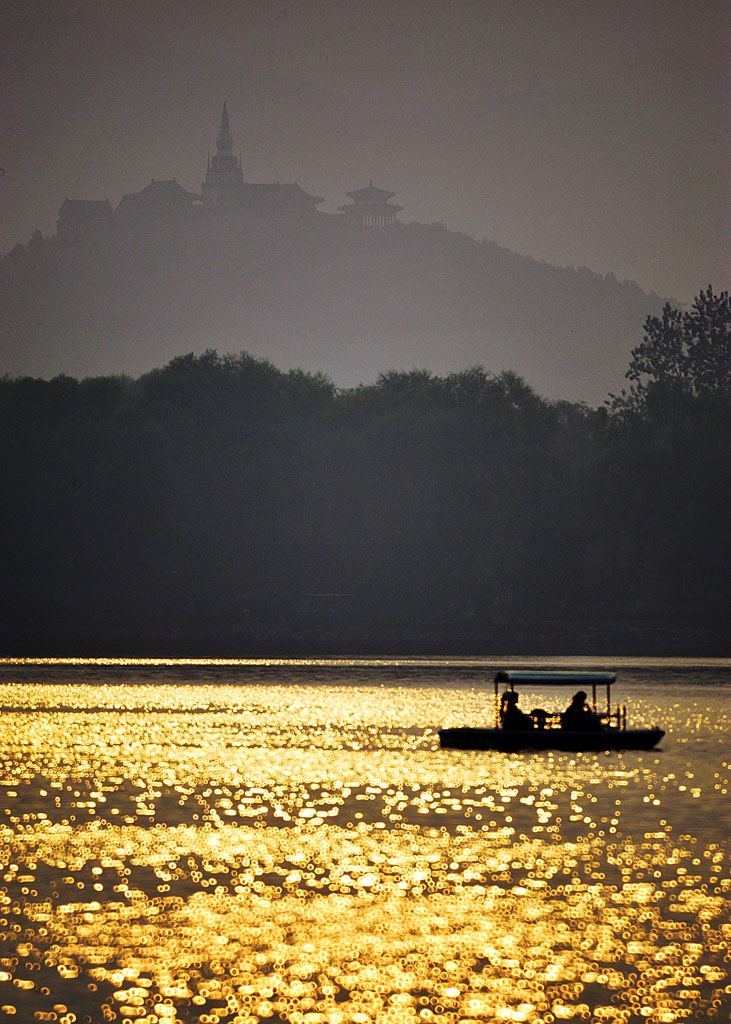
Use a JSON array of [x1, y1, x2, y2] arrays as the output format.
[[338, 200, 403, 214], [244, 182, 324, 205], [117, 179, 198, 209], [133, 179, 197, 200], [346, 180, 396, 202]]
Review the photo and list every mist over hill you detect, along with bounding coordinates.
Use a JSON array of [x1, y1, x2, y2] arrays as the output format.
[[2, 213, 659, 405]]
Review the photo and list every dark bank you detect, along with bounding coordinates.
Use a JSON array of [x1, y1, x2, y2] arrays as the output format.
[[1, 287, 728, 657]]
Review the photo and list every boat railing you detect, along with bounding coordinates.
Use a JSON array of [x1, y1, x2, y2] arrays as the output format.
[[503, 706, 628, 732]]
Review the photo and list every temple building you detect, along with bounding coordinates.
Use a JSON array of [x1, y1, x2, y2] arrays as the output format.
[[339, 181, 402, 228], [201, 102, 323, 217], [57, 199, 114, 246], [115, 179, 198, 241], [52, 104, 404, 248]]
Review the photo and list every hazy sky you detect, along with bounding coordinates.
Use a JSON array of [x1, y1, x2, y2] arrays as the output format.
[[2, 0, 728, 301]]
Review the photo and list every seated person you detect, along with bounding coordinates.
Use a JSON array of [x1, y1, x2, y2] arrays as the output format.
[[561, 690, 602, 731], [500, 690, 534, 730]]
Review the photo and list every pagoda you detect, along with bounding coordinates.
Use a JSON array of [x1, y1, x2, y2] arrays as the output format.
[[200, 103, 323, 217], [339, 181, 402, 228], [201, 102, 244, 203]]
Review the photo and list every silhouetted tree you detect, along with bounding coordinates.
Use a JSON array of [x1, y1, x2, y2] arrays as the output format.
[[0, 339, 727, 651], [609, 285, 730, 412], [599, 288, 731, 622]]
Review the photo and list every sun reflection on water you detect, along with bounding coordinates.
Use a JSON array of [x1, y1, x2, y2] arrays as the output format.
[[0, 672, 728, 1023]]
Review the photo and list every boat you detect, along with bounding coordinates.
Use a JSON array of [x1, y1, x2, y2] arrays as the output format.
[[438, 670, 665, 751]]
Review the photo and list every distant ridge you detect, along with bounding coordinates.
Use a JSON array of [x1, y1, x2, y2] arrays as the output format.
[[1, 214, 659, 404], [1, 101, 661, 404]]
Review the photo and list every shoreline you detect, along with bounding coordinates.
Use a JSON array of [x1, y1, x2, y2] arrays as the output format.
[[1, 621, 727, 660]]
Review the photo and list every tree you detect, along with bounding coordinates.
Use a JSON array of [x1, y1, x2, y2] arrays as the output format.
[[609, 285, 730, 413]]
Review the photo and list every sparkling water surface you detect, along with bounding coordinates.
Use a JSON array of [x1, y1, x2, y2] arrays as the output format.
[[0, 657, 728, 1024]]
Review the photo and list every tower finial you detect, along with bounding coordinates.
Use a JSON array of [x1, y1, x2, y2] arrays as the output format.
[[216, 101, 233, 153]]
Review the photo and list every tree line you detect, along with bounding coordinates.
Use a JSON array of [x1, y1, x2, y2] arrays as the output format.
[[1, 287, 728, 650]]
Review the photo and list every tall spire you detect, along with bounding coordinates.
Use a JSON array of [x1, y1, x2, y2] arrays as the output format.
[[202, 101, 244, 203], [216, 101, 233, 154]]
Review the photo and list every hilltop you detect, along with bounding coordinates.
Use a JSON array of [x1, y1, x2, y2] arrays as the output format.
[[2, 101, 663, 404]]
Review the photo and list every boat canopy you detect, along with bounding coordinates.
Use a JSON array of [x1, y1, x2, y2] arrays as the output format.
[[494, 671, 616, 686], [493, 669, 617, 720]]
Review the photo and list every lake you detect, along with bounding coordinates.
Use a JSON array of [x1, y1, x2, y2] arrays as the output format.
[[0, 656, 728, 1023]]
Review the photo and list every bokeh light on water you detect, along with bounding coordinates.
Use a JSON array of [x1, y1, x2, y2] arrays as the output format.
[[0, 660, 728, 1023]]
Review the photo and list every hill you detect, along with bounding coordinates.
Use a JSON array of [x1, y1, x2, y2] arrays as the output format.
[[2, 213, 659, 404]]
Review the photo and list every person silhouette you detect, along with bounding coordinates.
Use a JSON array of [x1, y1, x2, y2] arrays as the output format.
[[561, 690, 601, 731], [500, 691, 533, 730]]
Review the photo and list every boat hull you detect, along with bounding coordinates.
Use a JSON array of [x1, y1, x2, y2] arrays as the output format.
[[438, 727, 664, 752]]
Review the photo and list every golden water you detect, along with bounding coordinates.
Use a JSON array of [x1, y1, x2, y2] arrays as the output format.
[[0, 660, 728, 1023]]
